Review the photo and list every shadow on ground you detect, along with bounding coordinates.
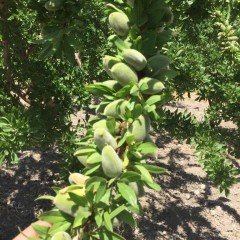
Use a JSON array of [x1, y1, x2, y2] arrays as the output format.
[[0, 133, 239, 240], [122, 133, 240, 240], [0, 152, 62, 240]]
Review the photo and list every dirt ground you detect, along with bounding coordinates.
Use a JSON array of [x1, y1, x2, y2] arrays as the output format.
[[0, 96, 239, 240]]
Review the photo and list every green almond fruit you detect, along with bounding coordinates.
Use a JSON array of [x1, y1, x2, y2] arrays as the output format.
[[123, 49, 147, 71], [94, 128, 118, 151], [103, 99, 128, 118], [51, 231, 72, 240], [139, 77, 165, 95], [53, 189, 85, 217], [102, 145, 123, 178], [101, 80, 122, 91], [45, 0, 63, 11], [109, 12, 130, 37], [68, 173, 89, 186], [111, 63, 138, 86], [147, 54, 170, 77], [103, 56, 121, 78], [162, 7, 174, 25], [129, 115, 151, 142], [93, 119, 109, 131], [93, 119, 120, 134]]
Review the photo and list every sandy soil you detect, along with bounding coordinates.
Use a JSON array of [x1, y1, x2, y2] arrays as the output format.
[[0, 96, 239, 240], [123, 135, 240, 240], [0, 152, 63, 240]]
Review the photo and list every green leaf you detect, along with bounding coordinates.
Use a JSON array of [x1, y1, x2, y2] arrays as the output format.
[[134, 165, 153, 183], [137, 142, 158, 157], [35, 195, 54, 201], [144, 104, 156, 113], [132, 0, 145, 26], [74, 148, 96, 157], [52, 187, 61, 194], [86, 177, 106, 190], [86, 190, 95, 206], [141, 164, 167, 174], [38, 43, 52, 59], [95, 229, 125, 240], [100, 188, 111, 206], [118, 210, 137, 228], [106, 4, 124, 14], [130, 85, 139, 96], [117, 182, 138, 208], [104, 212, 113, 232], [68, 192, 88, 206], [95, 210, 103, 227], [39, 209, 71, 224], [95, 181, 107, 203], [132, 103, 143, 119], [105, 231, 125, 240], [141, 31, 157, 57], [31, 224, 49, 235], [126, 133, 135, 145], [146, 181, 162, 192], [48, 222, 71, 235], [145, 95, 164, 106], [114, 37, 131, 51], [83, 164, 101, 176], [115, 85, 132, 98], [148, 93, 172, 107], [117, 132, 127, 147], [110, 205, 126, 219], [73, 210, 91, 228], [106, 118, 117, 135], [87, 152, 102, 165], [120, 171, 141, 183], [63, 41, 76, 65], [86, 84, 114, 96]]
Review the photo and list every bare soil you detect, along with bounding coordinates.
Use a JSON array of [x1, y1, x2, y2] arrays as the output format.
[[0, 152, 64, 240], [0, 96, 239, 240]]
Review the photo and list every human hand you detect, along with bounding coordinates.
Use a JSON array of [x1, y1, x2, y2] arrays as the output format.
[[12, 220, 51, 240]]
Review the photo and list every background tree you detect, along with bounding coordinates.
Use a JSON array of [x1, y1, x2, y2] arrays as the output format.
[[167, 0, 240, 128], [0, 0, 109, 165], [152, 0, 240, 194]]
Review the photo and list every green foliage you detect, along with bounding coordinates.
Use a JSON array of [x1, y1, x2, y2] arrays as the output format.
[[0, 107, 30, 165], [0, 0, 109, 164], [144, 0, 240, 195], [153, 109, 239, 195], [193, 125, 239, 195], [57, 127, 83, 180], [167, 0, 240, 127], [1, 0, 239, 238], [35, 0, 174, 239]]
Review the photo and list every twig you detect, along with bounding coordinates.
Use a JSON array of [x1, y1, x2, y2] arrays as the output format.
[[75, 52, 82, 66]]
